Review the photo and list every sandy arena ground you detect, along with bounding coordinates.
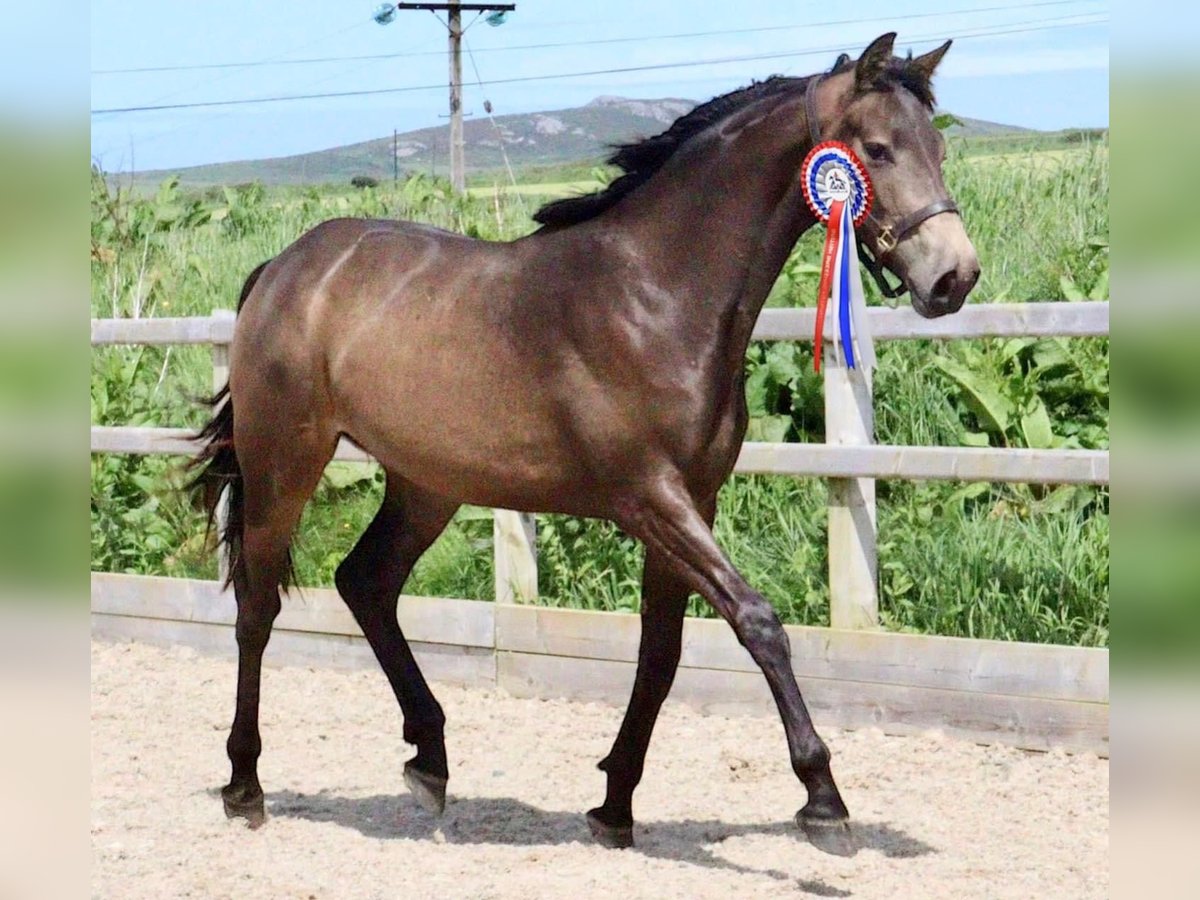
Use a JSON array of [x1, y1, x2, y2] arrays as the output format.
[[91, 639, 1108, 899]]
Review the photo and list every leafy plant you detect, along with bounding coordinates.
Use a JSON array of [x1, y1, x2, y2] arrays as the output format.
[[933, 334, 1108, 452], [932, 112, 964, 131], [89, 140, 1109, 646], [743, 342, 824, 442]]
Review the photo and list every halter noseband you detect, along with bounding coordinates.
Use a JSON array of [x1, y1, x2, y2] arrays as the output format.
[[804, 74, 960, 299]]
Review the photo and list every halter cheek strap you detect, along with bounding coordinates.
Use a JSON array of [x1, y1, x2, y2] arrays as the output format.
[[804, 74, 960, 299]]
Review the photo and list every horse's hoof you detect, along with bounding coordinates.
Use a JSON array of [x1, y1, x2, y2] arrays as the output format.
[[403, 762, 447, 816], [222, 787, 266, 829], [796, 811, 856, 857], [586, 808, 634, 849]]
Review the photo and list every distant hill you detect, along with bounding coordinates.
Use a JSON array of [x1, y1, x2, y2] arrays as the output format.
[[136, 96, 1037, 188], [945, 115, 1035, 138]]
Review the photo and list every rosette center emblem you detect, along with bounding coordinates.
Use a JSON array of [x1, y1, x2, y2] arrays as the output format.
[[800, 141, 873, 226]]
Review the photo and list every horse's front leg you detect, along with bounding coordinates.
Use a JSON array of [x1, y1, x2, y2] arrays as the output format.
[[620, 479, 855, 857], [586, 498, 711, 847]]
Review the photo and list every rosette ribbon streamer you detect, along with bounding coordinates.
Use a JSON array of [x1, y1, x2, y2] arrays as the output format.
[[801, 142, 877, 373]]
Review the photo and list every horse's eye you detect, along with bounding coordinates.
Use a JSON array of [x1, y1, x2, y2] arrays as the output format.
[[864, 142, 891, 163]]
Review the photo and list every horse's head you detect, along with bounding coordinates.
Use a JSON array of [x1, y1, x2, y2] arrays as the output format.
[[812, 33, 979, 317]]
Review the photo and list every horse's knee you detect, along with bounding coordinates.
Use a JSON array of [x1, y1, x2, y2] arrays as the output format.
[[731, 597, 789, 657]]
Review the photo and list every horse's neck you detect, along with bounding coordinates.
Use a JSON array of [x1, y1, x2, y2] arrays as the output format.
[[613, 111, 817, 364]]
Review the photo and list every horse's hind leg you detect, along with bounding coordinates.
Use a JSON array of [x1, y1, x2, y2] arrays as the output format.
[[334, 473, 459, 815], [587, 496, 715, 849], [223, 432, 333, 827]]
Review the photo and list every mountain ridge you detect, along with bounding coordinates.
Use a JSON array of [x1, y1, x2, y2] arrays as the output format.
[[134, 95, 1036, 187]]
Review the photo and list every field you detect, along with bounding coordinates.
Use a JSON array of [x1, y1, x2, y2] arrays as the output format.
[[90, 137, 1109, 646], [466, 180, 601, 200]]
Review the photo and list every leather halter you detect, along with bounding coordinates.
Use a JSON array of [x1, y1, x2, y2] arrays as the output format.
[[804, 74, 960, 299]]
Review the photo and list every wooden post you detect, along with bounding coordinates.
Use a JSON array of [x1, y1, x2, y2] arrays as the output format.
[[447, 2, 465, 194], [493, 510, 537, 605], [210, 310, 236, 586], [823, 359, 878, 629]]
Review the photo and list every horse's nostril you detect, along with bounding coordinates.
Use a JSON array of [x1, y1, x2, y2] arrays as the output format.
[[932, 269, 956, 300]]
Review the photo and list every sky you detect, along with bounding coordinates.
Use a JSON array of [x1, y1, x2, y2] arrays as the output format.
[[89, 0, 1109, 174]]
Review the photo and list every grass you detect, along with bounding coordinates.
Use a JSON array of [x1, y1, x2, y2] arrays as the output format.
[[466, 180, 603, 200], [90, 138, 1109, 647]]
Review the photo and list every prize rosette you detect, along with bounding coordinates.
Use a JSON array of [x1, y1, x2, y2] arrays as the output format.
[[800, 141, 877, 372]]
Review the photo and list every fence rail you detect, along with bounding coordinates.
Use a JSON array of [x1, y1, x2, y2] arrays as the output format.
[[90, 301, 1109, 346], [91, 572, 1109, 754], [90, 301, 1110, 753], [90, 425, 1109, 485]]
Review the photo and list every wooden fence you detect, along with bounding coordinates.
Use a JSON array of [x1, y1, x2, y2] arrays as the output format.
[[90, 301, 1109, 754]]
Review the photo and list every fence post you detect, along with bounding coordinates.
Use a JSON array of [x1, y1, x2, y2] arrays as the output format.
[[210, 309, 236, 586], [493, 510, 537, 605], [823, 360, 878, 629]]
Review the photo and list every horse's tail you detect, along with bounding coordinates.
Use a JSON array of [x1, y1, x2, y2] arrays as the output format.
[[185, 259, 271, 588]]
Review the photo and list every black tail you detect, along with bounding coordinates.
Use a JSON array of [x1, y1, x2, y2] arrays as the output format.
[[186, 259, 271, 588]]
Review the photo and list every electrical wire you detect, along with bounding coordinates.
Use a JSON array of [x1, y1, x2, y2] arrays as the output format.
[[92, 0, 1099, 75], [463, 35, 525, 211], [108, 18, 373, 116], [92, 14, 1108, 116]]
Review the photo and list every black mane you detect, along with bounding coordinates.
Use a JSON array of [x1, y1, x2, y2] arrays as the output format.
[[532, 53, 937, 229], [532, 76, 804, 228]]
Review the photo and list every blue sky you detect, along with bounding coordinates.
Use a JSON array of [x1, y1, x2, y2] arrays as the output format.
[[89, 0, 1109, 173]]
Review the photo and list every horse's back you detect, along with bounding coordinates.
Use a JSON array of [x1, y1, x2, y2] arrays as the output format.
[[229, 217, 592, 507], [233, 216, 498, 364]]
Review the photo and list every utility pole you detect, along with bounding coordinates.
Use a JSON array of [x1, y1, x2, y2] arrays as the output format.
[[387, 3, 516, 194], [393, 128, 399, 184], [448, 4, 464, 193]]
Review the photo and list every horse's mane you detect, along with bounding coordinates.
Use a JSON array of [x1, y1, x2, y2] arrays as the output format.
[[532, 52, 937, 229], [532, 75, 806, 228]]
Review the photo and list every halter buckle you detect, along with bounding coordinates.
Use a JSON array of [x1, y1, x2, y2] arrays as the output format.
[[877, 226, 897, 254]]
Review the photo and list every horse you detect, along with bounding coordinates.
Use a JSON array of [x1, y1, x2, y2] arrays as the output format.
[[189, 32, 978, 858]]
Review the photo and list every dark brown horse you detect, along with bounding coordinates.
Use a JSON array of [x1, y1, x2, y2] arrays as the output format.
[[190, 33, 978, 857]]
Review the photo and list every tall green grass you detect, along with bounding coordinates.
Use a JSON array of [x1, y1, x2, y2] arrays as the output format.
[[90, 142, 1108, 646]]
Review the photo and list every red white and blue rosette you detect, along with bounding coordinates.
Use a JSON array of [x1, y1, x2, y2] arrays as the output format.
[[800, 141, 877, 372]]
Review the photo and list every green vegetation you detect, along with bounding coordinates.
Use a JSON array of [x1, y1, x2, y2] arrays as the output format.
[[466, 160, 608, 188], [91, 138, 1109, 647]]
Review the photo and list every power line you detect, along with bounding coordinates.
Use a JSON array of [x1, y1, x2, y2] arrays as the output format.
[[463, 34, 525, 208], [101, 55, 401, 167], [106, 18, 374, 125], [91, 0, 1099, 75], [91, 15, 1108, 116]]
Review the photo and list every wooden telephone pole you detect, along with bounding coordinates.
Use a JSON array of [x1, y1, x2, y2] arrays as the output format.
[[391, 3, 516, 193]]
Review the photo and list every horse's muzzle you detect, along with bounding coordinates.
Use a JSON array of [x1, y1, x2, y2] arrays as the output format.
[[913, 258, 980, 318]]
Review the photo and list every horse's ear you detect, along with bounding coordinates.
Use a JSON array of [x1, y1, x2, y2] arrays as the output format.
[[832, 52, 852, 72], [855, 32, 897, 90], [911, 39, 952, 81]]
